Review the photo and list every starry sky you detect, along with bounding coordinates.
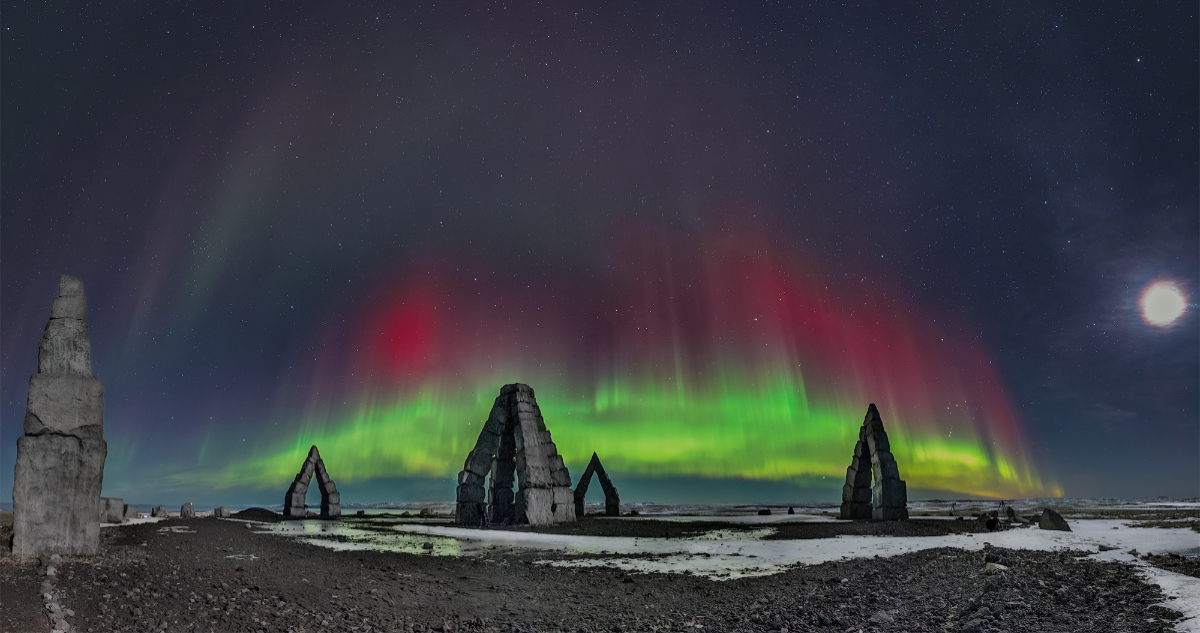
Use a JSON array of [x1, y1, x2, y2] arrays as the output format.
[[3, 2, 1196, 506]]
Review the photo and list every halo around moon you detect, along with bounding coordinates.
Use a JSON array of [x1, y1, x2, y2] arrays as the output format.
[[1140, 282, 1186, 326]]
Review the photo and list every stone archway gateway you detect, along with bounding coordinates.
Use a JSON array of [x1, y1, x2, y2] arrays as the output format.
[[839, 404, 908, 520], [283, 446, 341, 518], [455, 383, 575, 526], [574, 452, 620, 517]]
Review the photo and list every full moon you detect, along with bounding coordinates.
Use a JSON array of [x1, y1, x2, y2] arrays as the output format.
[[1140, 282, 1186, 326]]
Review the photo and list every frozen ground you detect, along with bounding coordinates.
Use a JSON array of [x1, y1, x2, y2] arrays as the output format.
[[247, 499, 1200, 631], [101, 499, 1198, 630]]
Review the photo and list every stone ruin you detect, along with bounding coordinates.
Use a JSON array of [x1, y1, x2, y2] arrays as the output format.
[[840, 403, 909, 521], [13, 275, 108, 556], [574, 452, 620, 517], [282, 445, 341, 518], [455, 383, 575, 526]]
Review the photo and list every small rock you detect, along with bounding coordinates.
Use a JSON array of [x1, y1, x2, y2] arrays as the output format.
[[214, 507, 231, 518], [151, 505, 168, 518], [180, 503, 196, 518], [787, 507, 794, 514], [984, 562, 1008, 573], [46, 566, 57, 577], [758, 508, 771, 516], [49, 553, 62, 564], [421, 542, 434, 550], [1098, 544, 1118, 552]]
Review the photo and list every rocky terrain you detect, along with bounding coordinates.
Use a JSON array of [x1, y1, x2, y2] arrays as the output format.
[[0, 512, 1189, 633]]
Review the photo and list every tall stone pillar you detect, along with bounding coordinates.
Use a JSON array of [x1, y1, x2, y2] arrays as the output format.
[[13, 275, 108, 556]]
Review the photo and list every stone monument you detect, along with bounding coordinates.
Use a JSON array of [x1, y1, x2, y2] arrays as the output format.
[[839, 403, 908, 521], [282, 446, 341, 518], [13, 275, 108, 556], [574, 452, 620, 517], [455, 383, 575, 526]]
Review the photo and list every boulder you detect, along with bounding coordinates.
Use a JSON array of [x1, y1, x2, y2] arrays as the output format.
[[1005, 506, 1028, 524], [180, 503, 195, 518], [214, 507, 231, 518], [12, 275, 108, 557], [122, 504, 139, 520], [100, 497, 124, 523], [151, 506, 167, 518], [1038, 508, 1071, 532]]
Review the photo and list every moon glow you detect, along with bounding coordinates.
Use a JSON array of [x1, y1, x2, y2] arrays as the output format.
[[1140, 282, 1186, 326]]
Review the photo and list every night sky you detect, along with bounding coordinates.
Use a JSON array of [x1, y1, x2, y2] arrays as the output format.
[[3, 2, 1196, 506]]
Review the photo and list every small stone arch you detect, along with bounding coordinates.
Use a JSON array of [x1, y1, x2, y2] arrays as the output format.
[[283, 446, 341, 518], [574, 453, 620, 517], [839, 404, 908, 521], [454, 383, 575, 526]]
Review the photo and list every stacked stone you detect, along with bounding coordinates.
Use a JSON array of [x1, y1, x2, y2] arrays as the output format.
[[511, 385, 574, 525], [13, 275, 108, 556], [454, 392, 507, 526], [573, 452, 620, 517], [282, 446, 341, 518], [455, 383, 575, 526], [839, 403, 909, 521], [840, 437, 874, 520]]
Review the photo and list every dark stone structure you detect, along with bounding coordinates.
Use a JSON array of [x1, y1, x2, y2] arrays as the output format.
[[455, 383, 575, 526], [574, 452, 620, 517], [1038, 508, 1071, 531], [283, 446, 341, 518], [13, 275, 108, 556], [100, 497, 124, 524], [839, 404, 908, 521]]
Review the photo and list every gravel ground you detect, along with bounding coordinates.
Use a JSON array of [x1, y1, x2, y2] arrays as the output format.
[[0, 512, 1189, 633]]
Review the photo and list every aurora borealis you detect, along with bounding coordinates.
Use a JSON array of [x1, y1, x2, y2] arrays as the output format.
[[3, 2, 1196, 505]]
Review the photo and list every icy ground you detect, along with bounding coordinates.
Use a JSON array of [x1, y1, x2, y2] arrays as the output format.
[[249, 505, 1199, 631]]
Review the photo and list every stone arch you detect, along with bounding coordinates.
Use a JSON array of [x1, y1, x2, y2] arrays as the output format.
[[455, 383, 575, 526], [839, 404, 908, 520], [574, 452, 620, 517], [283, 446, 341, 518]]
